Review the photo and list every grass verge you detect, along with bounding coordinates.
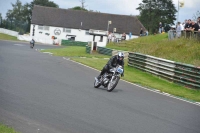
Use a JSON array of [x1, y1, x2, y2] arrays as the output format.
[[0, 33, 18, 41], [41, 46, 110, 58], [107, 33, 200, 66], [0, 124, 20, 133], [41, 46, 200, 102]]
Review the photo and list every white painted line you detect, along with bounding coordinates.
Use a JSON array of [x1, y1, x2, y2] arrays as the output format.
[[14, 44, 25, 46], [63, 57, 200, 107], [43, 52, 53, 54], [104, 58, 109, 59], [80, 57, 86, 58]]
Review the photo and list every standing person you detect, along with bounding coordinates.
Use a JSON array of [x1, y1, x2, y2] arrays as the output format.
[[176, 22, 181, 38], [121, 33, 126, 40], [197, 17, 200, 28], [108, 32, 112, 43], [129, 32, 132, 40], [140, 28, 143, 36], [191, 21, 199, 35], [184, 19, 192, 38], [159, 22, 162, 33]]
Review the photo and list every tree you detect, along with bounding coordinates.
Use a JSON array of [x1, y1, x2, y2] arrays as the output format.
[[0, 13, 2, 27], [80, 0, 86, 9], [193, 10, 200, 21], [24, 0, 59, 32], [136, 0, 177, 34], [71, 6, 87, 11], [6, 10, 14, 29]]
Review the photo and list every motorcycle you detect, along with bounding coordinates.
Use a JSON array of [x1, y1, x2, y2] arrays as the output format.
[[94, 65, 123, 92], [30, 40, 35, 49]]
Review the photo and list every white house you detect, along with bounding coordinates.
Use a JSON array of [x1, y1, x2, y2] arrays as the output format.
[[30, 5, 145, 47]]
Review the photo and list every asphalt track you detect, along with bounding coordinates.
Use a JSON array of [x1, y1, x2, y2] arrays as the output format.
[[0, 40, 200, 133]]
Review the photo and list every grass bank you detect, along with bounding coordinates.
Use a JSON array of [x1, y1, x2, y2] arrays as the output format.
[[42, 46, 110, 58], [107, 34, 200, 66], [41, 46, 200, 102], [0, 124, 20, 133], [0, 33, 18, 41]]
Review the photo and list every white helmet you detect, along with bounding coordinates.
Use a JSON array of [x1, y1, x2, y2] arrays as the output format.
[[118, 52, 124, 58]]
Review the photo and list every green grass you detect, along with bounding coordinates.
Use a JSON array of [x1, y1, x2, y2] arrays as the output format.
[[41, 46, 110, 58], [0, 124, 20, 133], [71, 58, 200, 102], [0, 33, 18, 41], [107, 33, 200, 66]]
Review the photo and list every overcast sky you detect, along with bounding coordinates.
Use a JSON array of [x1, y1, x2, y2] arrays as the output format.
[[0, 0, 199, 23]]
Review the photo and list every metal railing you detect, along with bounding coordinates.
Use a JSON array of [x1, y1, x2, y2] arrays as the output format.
[[168, 30, 200, 40], [128, 52, 200, 89]]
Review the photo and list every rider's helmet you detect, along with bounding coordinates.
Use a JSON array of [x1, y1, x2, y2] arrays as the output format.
[[118, 52, 124, 60]]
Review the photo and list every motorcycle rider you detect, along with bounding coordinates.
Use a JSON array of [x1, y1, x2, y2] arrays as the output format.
[[30, 39, 35, 47], [97, 52, 124, 80]]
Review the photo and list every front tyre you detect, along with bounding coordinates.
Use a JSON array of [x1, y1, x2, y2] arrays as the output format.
[[94, 79, 101, 88], [107, 76, 120, 92]]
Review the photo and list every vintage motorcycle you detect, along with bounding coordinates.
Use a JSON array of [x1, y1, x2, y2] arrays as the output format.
[[30, 39, 35, 49], [94, 65, 123, 92]]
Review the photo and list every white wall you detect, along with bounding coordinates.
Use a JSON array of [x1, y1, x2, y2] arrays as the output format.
[[30, 24, 108, 45], [0, 28, 19, 37]]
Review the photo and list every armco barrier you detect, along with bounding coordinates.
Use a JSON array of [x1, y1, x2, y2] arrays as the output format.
[[86, 45, 91, 53], [62, 40, 87, 46], [97, 46, 113, 56], [128, 52, 200, 89]]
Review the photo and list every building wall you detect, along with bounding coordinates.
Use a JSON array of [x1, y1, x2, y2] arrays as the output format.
[[30, 24, 108, 46]]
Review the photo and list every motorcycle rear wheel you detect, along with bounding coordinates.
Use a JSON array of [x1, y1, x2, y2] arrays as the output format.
[[107, 76, 120, 92]]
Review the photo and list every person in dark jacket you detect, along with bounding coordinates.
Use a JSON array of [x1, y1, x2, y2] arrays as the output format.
[[97, 52, 124, 80]]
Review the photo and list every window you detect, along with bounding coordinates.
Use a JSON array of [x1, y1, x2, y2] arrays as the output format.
[[38, 26, 43, 30], [85, 30, 89, 35], [38, 25, 49, 31], [63, 28, 71, 33]]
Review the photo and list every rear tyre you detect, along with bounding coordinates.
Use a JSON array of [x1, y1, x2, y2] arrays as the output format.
[[107, 76, 120, 92]]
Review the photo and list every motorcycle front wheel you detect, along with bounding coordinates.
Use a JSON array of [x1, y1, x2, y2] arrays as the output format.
[[94, 79, 101, 88], [107, 76, 120, 92]]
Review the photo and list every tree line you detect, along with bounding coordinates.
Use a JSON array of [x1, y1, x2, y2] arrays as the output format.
[[0, 0, 88, 34]]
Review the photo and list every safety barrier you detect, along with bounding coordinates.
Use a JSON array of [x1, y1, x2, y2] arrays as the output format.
[[86, 45, 91, 53], [61, 40, 87, 46], [128, 52, 200, 89], [97, 47, 113, 56]]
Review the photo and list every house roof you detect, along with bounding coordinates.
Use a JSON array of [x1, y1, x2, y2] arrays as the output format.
[[31, 5, 145, 35]]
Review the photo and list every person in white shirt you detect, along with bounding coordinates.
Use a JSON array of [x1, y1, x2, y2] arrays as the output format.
[[176, 22, 182, 38]]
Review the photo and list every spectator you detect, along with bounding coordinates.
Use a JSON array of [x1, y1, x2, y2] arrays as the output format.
[[108, 32, 112, 43], [121, 33, 126, 40], [176, 22, 181, 38], [197, 17, 200, 28], [159, 22, 162, 33], [129, 32, 132, 40], [184, 19, 192, 38], [140, 28, 143, 36], [191, 21, 199, 34], [145, 30, 148, 36], [168, 26, 175, 40]]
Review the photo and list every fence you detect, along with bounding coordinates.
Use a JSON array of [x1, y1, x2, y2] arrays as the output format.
[[61, 40, 87, 46], [168, 30, 200, 40], [128, 52, 200, 89]]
